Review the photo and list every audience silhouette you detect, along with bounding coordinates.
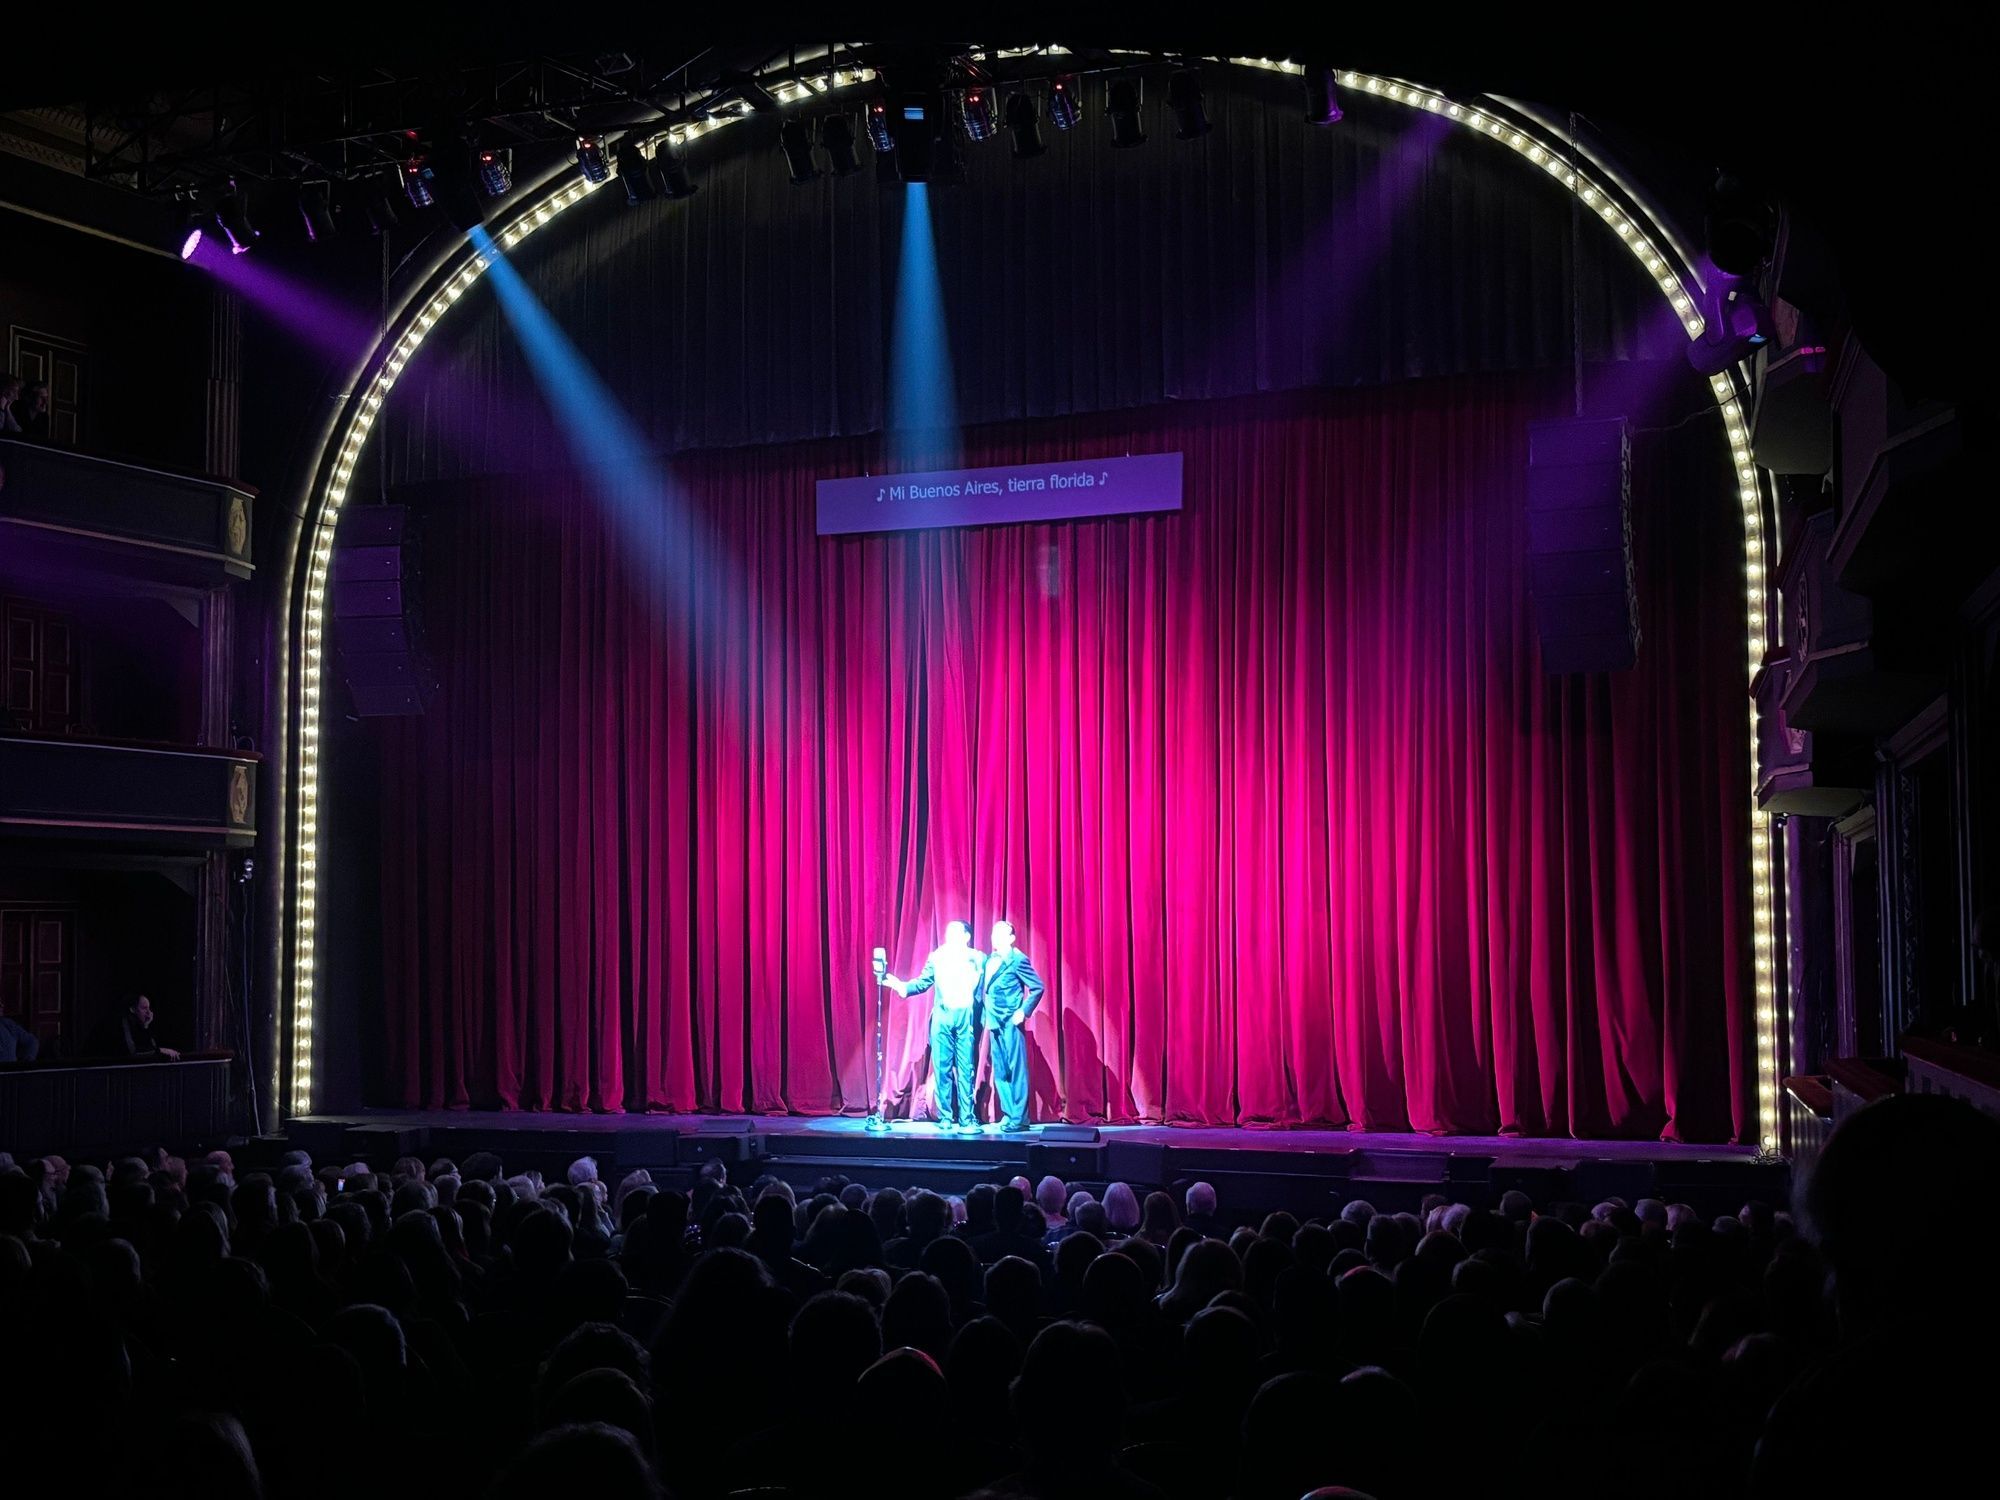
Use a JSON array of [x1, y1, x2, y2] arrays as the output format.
[[1, 1093, 1994, 1497]]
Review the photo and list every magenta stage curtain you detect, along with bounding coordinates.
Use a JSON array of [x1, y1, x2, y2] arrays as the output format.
[[376, 374, 1754, 1141]]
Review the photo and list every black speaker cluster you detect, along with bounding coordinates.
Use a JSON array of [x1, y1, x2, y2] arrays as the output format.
[[330, 506, 439, 716]]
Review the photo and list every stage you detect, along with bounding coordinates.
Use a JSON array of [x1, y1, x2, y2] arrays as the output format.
[[280, 1111, 1785, 1219]]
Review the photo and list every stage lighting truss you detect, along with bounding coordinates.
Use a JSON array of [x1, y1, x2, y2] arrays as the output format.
[[282, 56, 1782, 1153]]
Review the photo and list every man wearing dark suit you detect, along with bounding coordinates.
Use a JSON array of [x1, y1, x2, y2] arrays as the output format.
[[981, 919, 1046, 1132]]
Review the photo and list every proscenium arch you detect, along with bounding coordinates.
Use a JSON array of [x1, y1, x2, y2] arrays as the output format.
[[276, 56, 1782, 1145]]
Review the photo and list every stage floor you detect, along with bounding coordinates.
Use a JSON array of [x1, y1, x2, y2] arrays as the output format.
[[289, 1109, 1756, 1166], [282, 1110, 1778, 1214]]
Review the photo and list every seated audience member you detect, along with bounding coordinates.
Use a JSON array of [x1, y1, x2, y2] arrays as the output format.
[[1034, 1175, 1069, 1234], [98, 993, 182, 1060], [1183, 1179, 1220, 1236], [1102, 1181, 1142, 1237], [13, 1123, 1993, 1499], [0, 373, 22, 433], [1754, 1095, 2000, 1496], [9, 379, 49, 440], [491, 1422, 662, 1500], [987, 1320, 1163, 1498], [0, 1012, 39, 1063], [1137, 1190, 1179, 1245]]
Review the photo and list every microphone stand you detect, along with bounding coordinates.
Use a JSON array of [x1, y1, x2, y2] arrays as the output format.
[[865, 952, 891, 1133]]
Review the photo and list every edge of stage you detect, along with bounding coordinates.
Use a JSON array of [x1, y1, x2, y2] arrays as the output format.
[[284, 1111, 1786, 1218]]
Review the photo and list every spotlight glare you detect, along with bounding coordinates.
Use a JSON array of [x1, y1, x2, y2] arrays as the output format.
[[1106, 78, 1146, 149], [175, 206, 205, 260], [1304, 61, 1343, 125], [1048, 75, 1081, 132], [1166, 68, 1210, 140], [780, 118, 821, 184], [1005, 91, 1046, 159], [576, 135, 612, 184]]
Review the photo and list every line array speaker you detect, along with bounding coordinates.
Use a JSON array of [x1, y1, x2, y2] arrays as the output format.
[[332, 505, 437, 715], [1526, 416, 1639, 674]]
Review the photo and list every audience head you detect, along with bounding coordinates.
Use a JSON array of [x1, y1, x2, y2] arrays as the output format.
[[1102, 1181, 1141, 1234], [1805, 1093, 2000, 1332], [491, 1423, 662, 1500]]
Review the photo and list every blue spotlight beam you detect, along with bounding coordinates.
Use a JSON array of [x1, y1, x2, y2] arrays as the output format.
[[467, 226, 726, 592], [887, 186, 960, 476]]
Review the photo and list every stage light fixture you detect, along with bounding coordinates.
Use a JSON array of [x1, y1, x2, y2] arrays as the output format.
[[475, 146, 512, 199], [780, 118, 821, 184], [576, 134, 612, 184], [955, 86, 996, 143], [361, 176, 401, 234], [1005, 91, 1045, 159], [297, 180, 336, 242], [215, 179, 258, 254], [1106, 78, 1146, 148], [819, 113, 862, 177], [1048, 75, 1081, 132], [175, 205, 205, 260], [429, 143, 487, 230], [1166, 69, 1210, 139], [616, 137, 662, 204], [1304, 62, 1343, 125], [1685, 279, 1775, 376], [656, 137, 698, 199], [402, 155, 436, 210], [1706, 172, 1778, 276], [867, 97, 896, 153]]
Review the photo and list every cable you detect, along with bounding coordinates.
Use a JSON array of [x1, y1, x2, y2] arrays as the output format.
[[1569, 110, 1585, 419]]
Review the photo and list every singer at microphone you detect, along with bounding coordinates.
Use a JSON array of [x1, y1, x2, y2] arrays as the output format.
[[882, 920, 982, 1135]]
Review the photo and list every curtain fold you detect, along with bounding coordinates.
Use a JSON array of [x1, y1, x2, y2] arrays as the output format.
[[377, 373, 1753, 1141]]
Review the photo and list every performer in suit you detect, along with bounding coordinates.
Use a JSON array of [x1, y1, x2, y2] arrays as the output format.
[[886, 920, 984, 1133], [981, 919, 1046, 1132]]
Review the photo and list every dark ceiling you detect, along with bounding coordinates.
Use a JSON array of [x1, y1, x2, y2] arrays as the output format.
[[0, 8, 1976, 394]]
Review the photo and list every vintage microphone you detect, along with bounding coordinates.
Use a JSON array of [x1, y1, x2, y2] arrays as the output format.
[[865, 947, 891, 1133]]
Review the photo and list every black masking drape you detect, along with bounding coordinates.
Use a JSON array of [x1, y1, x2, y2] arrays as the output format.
[[381, 66, 1662, 482]]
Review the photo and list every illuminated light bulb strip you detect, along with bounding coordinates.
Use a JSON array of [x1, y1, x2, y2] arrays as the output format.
[[286, 178, 610, 1113], [285, 60, 1778, 1151], [665, 68, 879, 150], [1217, 54, 1772, 1150]]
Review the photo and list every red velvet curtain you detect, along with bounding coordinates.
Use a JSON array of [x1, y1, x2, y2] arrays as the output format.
[[378, 374, 1753, 1141]]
